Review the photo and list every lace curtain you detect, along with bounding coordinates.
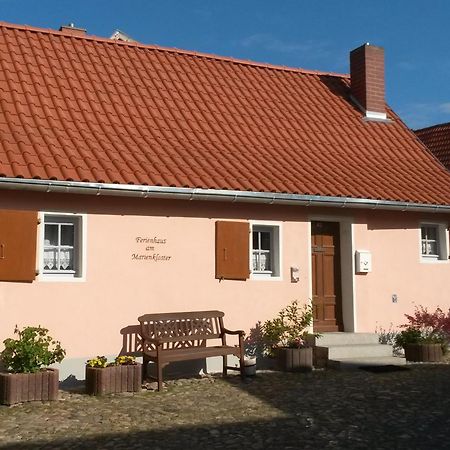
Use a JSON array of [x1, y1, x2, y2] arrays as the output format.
[[252, 251, 271, 272], [421, 226, 438, 256], [43, 248, 73, 271]]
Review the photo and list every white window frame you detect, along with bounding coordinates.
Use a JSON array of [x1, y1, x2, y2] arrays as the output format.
[[38, 212, 87, 281], [419, 222, 449, 263], [249, 221, 282, 280]]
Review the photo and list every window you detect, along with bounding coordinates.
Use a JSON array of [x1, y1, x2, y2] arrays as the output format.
[[251, 224, 280, 278], [421, 226, 439, 257], [252, 227, 272, 273], [420, 223, 448, 261], [42, 214, 83, 277]]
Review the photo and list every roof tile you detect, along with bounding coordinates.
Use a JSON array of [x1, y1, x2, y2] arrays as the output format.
[[0, 22, 449, 205], [415, 123, 450, 172]]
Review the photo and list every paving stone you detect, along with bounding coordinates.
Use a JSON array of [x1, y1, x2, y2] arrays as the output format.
[[1, 366, 450, 448]]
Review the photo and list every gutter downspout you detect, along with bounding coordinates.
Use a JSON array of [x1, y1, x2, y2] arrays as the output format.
[[0, 177, 449, 213]]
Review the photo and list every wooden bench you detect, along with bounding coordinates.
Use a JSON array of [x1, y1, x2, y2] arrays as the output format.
[[133, 310, 245, 391]]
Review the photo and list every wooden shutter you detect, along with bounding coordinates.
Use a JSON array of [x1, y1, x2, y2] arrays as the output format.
[[0, 210, 38, 282], [215, 221, 250, 280]]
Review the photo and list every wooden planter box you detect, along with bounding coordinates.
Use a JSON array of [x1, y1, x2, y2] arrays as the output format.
[[85, 364, 142, 395], [404, 343, 443, 362], [0, 368, 59, 406], [276, 347, 313, 372]]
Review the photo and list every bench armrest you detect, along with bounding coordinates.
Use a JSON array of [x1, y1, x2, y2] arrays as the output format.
[[222, 328, 245, 337], [142, 336, 162, 345], [139, 327, 162, 346]]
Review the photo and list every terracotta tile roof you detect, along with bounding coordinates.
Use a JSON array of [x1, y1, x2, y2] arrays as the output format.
[[415, 122, 450, 172], [0, 21, 450, 205]]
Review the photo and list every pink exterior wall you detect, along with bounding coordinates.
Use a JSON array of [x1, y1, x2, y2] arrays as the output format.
[[354, 211, 450, 332], [0, 190, 449, 378], [0, 191, 311, 374]]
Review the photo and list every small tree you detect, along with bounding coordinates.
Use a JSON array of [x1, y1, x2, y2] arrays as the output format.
[[394, 306, 450, 353], [404, 305, 450, 338], [1, 326, 65, 373]]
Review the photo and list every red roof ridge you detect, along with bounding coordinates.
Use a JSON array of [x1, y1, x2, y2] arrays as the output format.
[[415, 121, 450, 133], [0, 20, 349, 79]]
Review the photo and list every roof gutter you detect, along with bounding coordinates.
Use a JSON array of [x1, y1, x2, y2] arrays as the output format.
[[1, 177, 449, 213]]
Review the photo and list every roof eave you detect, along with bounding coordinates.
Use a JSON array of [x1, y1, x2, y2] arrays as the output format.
[[0, 177, 449, 213]]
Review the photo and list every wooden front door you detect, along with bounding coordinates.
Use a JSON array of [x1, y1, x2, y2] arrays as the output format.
[[311, 221, 343, 332]]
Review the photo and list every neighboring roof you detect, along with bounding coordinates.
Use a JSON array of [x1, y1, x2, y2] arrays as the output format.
[[415, 122, 450, 171], [0, 22, 450, 206]]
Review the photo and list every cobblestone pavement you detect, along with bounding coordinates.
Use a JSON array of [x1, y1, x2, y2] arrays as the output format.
[[1, 365, 450, 449]]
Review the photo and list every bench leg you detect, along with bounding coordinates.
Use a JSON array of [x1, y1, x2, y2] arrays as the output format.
[[142, 355, 149, 381], [239, 335, 245, 377], [239, 351, 245, 377], [222, 355, 227, 377], [157, 361, 164, 391]]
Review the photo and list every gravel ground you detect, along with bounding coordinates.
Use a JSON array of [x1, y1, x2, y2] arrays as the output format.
[[1, 365, 450, 449]]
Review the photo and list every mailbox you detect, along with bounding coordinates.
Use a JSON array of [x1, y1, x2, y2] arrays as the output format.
[[355, 250, 372, 273]]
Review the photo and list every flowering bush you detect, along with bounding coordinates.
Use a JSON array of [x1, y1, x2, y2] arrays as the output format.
[[394, 305, 450, 353], [261, 300, 319, 356], [86, 355, 137, 367], [114, 355, 136, 365], [375, 324, 402, 355], [86, 356, 108, 368], [1, 326, 65, 373]]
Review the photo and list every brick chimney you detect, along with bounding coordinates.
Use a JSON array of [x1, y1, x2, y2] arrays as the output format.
[[350, 43, 386, 120], [59, 23, 87, 36]]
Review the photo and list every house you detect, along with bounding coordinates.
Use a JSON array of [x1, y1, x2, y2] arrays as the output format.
[[0, 21, 449, 379], [415, 122, 450, 171]]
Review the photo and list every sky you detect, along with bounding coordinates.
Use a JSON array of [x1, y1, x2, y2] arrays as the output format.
[[1, 0, 450, 129]]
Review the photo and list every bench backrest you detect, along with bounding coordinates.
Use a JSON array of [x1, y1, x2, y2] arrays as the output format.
[[138, 310, 225, 350]]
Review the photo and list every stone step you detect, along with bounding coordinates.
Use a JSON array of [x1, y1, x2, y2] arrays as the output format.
[[323, 343, 394, 359], [309, 332, 380, 347], [328, 356, 407, 370]]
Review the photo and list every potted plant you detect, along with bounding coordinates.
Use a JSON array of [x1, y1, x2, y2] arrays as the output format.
[[85, 355, 142, 395], [0, 326, 65, 405], [394, 306, 450, 362], [261, 300, 318, 372]]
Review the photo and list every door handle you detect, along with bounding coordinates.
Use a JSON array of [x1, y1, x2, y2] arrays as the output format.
[[0, 243, 5, 259]]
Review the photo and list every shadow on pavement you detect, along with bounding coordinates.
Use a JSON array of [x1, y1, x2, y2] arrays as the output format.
[[3, 366, 450, 449], [1, 417, 314, 449]]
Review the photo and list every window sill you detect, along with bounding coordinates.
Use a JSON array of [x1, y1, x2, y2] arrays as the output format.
[[43, 270, 76, 274], [420, 257, 449, 264], [250, 273, 282, 281], [37, 274, 86, 282]]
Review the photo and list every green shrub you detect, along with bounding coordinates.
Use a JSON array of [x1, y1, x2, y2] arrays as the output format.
[[394, 327, 423, 348], [1, 326, 65, 373], [261, 300, 319, 356]]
